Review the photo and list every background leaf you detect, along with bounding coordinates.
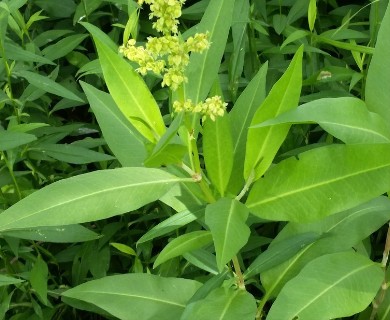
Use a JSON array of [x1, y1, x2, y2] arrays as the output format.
[[266, 252, 383, 320], [246, 144, 390, 221], [16, 70, 84, 102], [154, 231, 213, 268], [205, 198, 250, 272], [0, 131, 36, 150], [62, 274, 201, 320]]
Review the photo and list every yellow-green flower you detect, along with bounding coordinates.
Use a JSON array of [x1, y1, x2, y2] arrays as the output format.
[[121, 0, 210, 91], [173, 96, 227, 121]]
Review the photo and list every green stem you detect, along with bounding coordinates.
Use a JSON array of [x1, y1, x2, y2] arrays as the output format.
[[0, 44, 20, 123], [1, 152, 22, 201], [232, 256, 245, 290], [256, 291, 271, 320]]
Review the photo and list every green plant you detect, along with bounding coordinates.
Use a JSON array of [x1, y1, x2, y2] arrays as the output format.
[[1, 0, 390, 319]]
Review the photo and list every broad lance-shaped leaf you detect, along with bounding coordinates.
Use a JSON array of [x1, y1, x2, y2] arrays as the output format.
[[93, 38, 166, 142], [181, 287, 257, 320], [260, 196, 390, 298], [62, 273, 201, 320], [203, 114, 233, 196], [244, 46, 303, 181], [266, 252, 383, 320], [16, 70, 84, 102], [0, 275, 24, 287], [30, 255, 48, 305], [153, 231, 213, 268], [365, 2, 390, 125], [205, 198, 250, 272], [137, 206, 205, 245], [227, 62, 268, 195], [0, 131, 36, 151], [253, 97, 390, 144], [31, 143, 114, 164], [1, 224, 100, 243], [246, 143, 390, 222], [184, 0, 234, 103], [81, 82, 147, 167], [0, 168, 190, 232], [243, 232, 320, 279]]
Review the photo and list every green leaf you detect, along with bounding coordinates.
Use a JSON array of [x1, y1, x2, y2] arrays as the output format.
[[31, 143, 114, 164], [154, 231, 213, 268], [183, 249, 218, 275], [93, 38, 166, 142], [203, 115, 233, 196], [308, 0, 317, 31], [227, 62, 268, 194], [0, 275, 24, 287], [0, 8, 9, 47], [228, 0, 249, 100], [244, 46, 303, 181], [266, 252, 383, 320], [182, 287, 257, 320], [205, 198, 250, 272], [261, 197, 390, 298], [0, 168, 188, 232], [246, 144, 390, 222], [2, 42, 55, 65], [42, 34, 88, 61], [1, 225, 100, 243], [273, 14, 287, 35], [16, 70, 84, 102], [365, 2, 390, 125], [184, 0, 235, 103], [144, 112, 186, 167], [30, 255, 48, 305], [110, 243, 136, 256], [81, 82, 147, 167], [187, 270, 229, 304], [62, 273, 201, 320], [137, 206, 205, 245], [0, 131, 36, 151], [34, 0, 76, 18], [244, 232, 320, 279], [80, 22, 117, 52], [253, 97, 390, 144]]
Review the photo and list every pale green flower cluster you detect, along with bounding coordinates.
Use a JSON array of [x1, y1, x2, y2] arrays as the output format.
[[173, 96, 227, 121], [121, 0, 226, 121], [138, 0, 184, 35], [120, 0, 209, 91]]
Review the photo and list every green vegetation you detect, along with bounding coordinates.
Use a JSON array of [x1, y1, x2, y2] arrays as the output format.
[[1, 0, 390, 319]]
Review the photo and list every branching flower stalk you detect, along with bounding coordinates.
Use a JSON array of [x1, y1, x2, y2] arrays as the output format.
[[119, 0, 227, 121], [120, 0, 244, 288]]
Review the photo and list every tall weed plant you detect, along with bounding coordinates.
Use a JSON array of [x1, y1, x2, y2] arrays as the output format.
[[1, 0, 390, 319]]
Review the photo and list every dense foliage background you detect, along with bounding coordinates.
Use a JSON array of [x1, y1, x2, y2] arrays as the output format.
[[1, 0, 390, 319]]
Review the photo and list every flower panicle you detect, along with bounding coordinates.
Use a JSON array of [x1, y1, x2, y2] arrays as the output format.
[[173, 96, 227, 121], [120, 0, 210, 91]]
